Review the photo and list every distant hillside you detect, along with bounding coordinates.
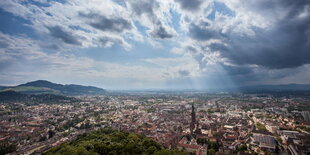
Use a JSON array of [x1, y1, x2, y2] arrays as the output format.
[[0, 86, 9, 90], [0, 91, 79, 104], [239, 84, 310, 92], [0, 80, 106, 96], [44, 128, 186, 155]]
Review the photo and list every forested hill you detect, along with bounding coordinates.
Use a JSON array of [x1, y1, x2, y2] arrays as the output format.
[[0, 80, 106, 96], [43, 128, 186, 155], [0, 91, 79, 104]]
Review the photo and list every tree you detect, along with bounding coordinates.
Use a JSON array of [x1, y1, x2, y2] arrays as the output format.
[[0, 141, 17, 154], [207, 149, 216, 155], [208, 141, 219, 151], [48, 130, 56, 138], [236, 144, 247, 152], [197, 138, 208, 145], [44, 128, 187, 155]]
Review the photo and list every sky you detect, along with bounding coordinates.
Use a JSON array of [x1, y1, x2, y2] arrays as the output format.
[[0, 0, 310, 90]]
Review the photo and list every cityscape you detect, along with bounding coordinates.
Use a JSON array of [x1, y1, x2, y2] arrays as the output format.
[[1, 0, 310, 155], [1, 82, 310, 154]]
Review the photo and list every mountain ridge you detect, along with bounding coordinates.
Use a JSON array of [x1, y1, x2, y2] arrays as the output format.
[[0, 80, 106, 96]]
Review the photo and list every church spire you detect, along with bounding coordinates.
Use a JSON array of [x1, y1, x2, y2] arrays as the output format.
[[190, 104, 196, 134]]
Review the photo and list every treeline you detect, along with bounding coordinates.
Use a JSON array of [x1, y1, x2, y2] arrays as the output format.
[[44, 128, 187, 155], [0, 91, 79, 105], [0, 141, 16, 154]]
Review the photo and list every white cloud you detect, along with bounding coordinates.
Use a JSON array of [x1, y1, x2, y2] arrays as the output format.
[[0, 32, 203, 89], [0, 0, 143, 49], [1, 0, 309, 88]]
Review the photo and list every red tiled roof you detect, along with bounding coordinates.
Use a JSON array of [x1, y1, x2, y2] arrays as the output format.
[[178, 143, 200, 149]]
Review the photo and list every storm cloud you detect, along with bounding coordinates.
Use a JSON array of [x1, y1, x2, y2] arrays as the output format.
[[189, 0, 310, 69]]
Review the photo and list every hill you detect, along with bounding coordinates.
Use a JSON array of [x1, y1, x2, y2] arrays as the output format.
[[0, 91, 79, 104], [44, 128, 186, 155], [0, 80, 106, 96]]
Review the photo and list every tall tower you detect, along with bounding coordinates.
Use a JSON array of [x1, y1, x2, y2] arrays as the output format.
[[190, 104, 196, 134], [191, 104, 196, 124]]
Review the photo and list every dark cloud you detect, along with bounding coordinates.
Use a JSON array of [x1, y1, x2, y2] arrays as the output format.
[[189, 21, 222, 41], [223, 64, 307, 86], [178, 70, 190, 76], [79, 12, 132, 33], [217, 16, 310, 69], [150, 22, 174, 39], [242, 0, 309, 19], [174, 0, 204, 11], [189, 0, 310, 69], [221, 64, 253, 76], [126, 0, 159, 20], [47, 26, 81, 45], [98, 36, 124, 47]]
